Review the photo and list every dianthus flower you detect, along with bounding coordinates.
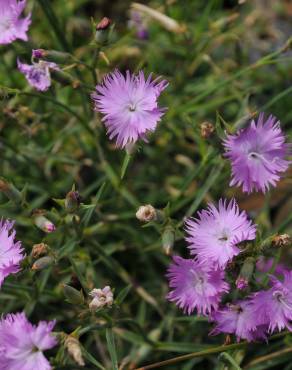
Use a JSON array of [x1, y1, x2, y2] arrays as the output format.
[[166, 256, 229, 315], [91, 70, 168, 148], [252, 271, 292, 333], [185, 199, 256, 268], [0, 312, 57, 370], [224, 113, 289, 193], [89, 286, 114, 310], [0, 0, 31, 45], [210, 300, 267, 342], [18, 59, 59, 91], [0, 219, 24, 287], [129, 10, 149, 40]]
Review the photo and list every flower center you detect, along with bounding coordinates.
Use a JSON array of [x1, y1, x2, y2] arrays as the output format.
[[128, 103, 137, 112], [248, 151, 264, 161], [272, 290, 292, 310], [218, 229, 230, 243], [0, 18, 11, 32]]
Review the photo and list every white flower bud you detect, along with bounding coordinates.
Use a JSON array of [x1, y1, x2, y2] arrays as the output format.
[[136, 204, 157, 222], [89, 286, 113, 310]]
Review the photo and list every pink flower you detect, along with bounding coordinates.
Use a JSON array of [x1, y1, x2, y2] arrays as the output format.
[[252, 271, 292, 333], [166, 256, 229, 315], [91, 70, 168, 148], [18, 59, 59, 91], [0, 219, 24, 287], [224, 113, 290, 193], [0, 312, 57, 369], [89, 286, 114, 310], [210, 300, 267, 342], [185, 199, 256, 268], [0, 0, 31, 45]]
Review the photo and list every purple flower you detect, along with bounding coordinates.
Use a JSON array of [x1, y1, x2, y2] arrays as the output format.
[[252, 271, 292, 333], [91, 70, 168, 148], [18, 59, 59, 91], [210, 300, 267, 342], [0, 219, 24, 287], [256, 256, 287, 280], [0, 312, 57, 370], [129, 10, 149, 40], [166, 256, 229, 315], [224, 113, 290, 193], [185, 199, 256, 268], [0, 0, 31, 45]]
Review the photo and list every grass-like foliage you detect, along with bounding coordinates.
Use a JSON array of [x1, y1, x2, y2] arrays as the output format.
[[0, 0, 291, 369]]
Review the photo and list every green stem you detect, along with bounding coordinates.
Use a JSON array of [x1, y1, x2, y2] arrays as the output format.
[[135, 332, 288, 370]]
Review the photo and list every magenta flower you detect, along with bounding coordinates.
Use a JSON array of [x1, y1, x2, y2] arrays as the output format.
[[224, 113, 290, 193], [256, 256, 287, 279], [0, 312, 57, 370], [166, 256, 229, 315], [210, 300, 267, 342], [185, 199, 256, 268], [18, 59, 59, 91], [0, 0, 31, 45], [0, 219, 24, 287], [252, 271, 292, 333], [129, 10, 149, 40], [91, 70, 168, 148]]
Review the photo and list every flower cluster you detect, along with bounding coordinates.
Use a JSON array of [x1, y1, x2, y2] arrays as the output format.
[[166, 113, 290, 343]]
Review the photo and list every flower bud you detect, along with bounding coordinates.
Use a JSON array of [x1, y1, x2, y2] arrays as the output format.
[[30, 243, 48, 259], [33, 49, 72, 64], [136, 204, 157, 222], [235, 277, 248, 290], [33, 210, 56, 233], [162, 225, 175, 255], [272, 234, 291, 248], [65, 336, 85, 367], [236, 257, 255, 290], [0, 177, 22, 204], [200, 121, 215, 139], [89, 286, 113, 310], [65, 191, 81, 213], [31, 256, 54, 270], [32, 49, 46, 59], [63, 284, 85, 305], [95, 17, 112, 45]]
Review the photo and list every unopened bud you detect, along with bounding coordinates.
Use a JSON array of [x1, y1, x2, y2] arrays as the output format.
[[96, 17, 111, 31], [236, 257, 255, 289], [65, 336, 85, 367], [136, 205, 157, 222], [272, 234, 291, 248], [0, 177, 22, 204], [162, 226, 175, 255], [32, 256, 54, 270], [65, 191, 81, 213], [89, 286, 113, 310], [235, 276, 248, 290], [95, 17, 112, 45], [63, 284, 84, 305], [33, 210, 56, 233], [32, 49, 46, 59], [31, 243, 48, 259], [200, 122, 215, 139], [34, 49, 72, 64]]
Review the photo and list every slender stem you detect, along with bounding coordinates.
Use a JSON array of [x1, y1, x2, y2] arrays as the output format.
[[135, 332, 288, 370]]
